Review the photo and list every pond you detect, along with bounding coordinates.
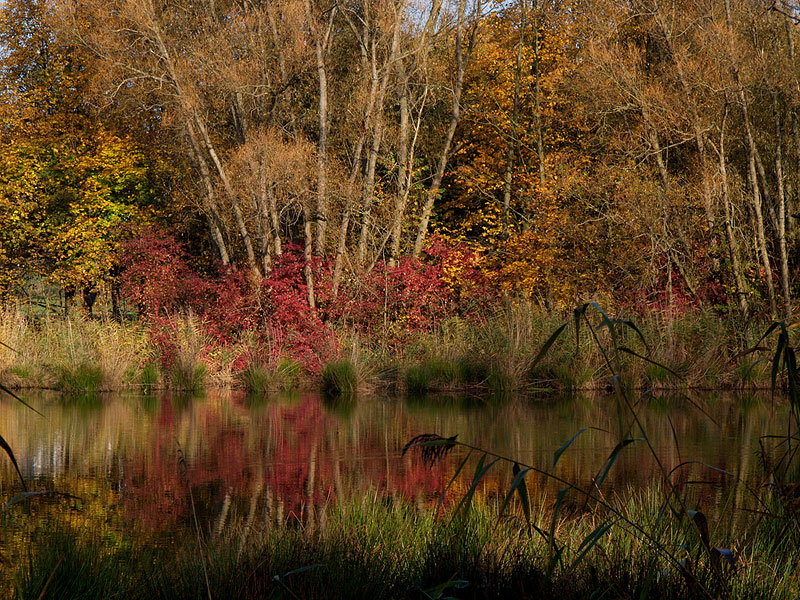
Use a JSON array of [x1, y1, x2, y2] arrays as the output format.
[[0, 390, 792, 540]]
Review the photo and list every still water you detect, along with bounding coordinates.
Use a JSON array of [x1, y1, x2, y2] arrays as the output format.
[[0, 391, 792, 536]]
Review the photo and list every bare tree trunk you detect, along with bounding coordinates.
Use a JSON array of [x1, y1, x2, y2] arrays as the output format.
[[774, 93, 792, 318], [387, 0, 442, 266], [532, 1, 544, 185], [267, 183, 282, 257], [718, 104, 748, 316], [303, 204, 316, 309], [258, 164, 273, 273], [389, 74, 411, 267], [304, 0, 336, 255], [332, 9, 385, 295], [413, 0, 479, 257], [356, 3, 404, 266], [266, 4, 300, 138], [195, 115, 260, 278], [502, 0, 526, 238], [742, 106, 777, 318], [724, 0, 776, 317], [185, 121, 230, 266], [388, 81, 427, 267], [654, 9, 715, 229]]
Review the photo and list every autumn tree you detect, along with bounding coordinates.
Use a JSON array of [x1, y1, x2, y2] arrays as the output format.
[[0, 0, 159, 299]]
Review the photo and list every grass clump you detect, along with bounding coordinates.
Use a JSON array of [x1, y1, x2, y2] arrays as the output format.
[[404, 359, 462, 394], [8, 489, 800, 600], [242, 358, 302, 394], [55, 363, 104, 397], [164, 313, 207, 393], [322, 359, 358, 396]]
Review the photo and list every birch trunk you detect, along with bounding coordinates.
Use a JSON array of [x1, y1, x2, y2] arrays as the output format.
[[502, 0, 525, 238], [774, 93, 791, 318], [413, 0, 477, 257]]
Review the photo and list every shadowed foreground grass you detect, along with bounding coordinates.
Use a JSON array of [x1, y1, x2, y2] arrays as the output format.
[[5, 487, 799, 600]]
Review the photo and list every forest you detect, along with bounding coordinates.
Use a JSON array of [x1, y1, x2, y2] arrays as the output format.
[[3, 0, 800, 319]]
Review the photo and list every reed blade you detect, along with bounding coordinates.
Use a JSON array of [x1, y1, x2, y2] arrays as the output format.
[[0, 433, 27, 491]]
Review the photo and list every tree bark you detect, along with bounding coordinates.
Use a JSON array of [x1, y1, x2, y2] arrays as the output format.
[[413, 0, 478, 257], [195, 112, 261, 278], [774, 93, 791, 318], [303, 0, 336, 256], [502, 0, 526, 238], [185, 121, 231, 266], [356, 1, 404, 266], [724, 0, 776, 318], [717, 104, 748, 316]]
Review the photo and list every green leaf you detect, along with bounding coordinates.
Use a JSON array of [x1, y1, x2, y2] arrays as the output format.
[[0, 382, 44, 418], [499, 463, 531, 530], [771, 332, 786, 399], [616, 318, 649, 352], [436, 450, 473, 518], [456, 454, 499, 516], [0, 433, 26, 492], [587, 302, 619, 348], [596, 438, 644, 488], [570, 520, 614, 569], [531, 323, 567, 371], [553, 428, 587, 469], [618, 347, 679, 378]]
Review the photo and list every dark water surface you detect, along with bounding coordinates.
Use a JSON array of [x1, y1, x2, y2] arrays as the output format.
[[0, 390, 791, 536]]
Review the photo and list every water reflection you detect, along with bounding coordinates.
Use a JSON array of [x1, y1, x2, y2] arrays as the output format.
[[0, 391, 791, 536]]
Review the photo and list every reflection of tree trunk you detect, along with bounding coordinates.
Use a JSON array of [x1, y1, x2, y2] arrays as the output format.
[[413, 0, 476, 257], [717, 106, 748, 317], [306, 440, 318, 528], [774, 94, 792, 319], [213, 489, 232, 539], [238, 480, 263, 559], [502, 0, 526, 238]]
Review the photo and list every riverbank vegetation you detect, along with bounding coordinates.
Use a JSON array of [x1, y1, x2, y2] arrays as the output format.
[[0, 300, 779, 394]]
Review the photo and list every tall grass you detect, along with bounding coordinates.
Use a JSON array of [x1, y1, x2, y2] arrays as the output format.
[[322, 336, 378, 396], [241, 358, 303, 394], [7, 488, 799, 600], [0, 305, 151, 392]]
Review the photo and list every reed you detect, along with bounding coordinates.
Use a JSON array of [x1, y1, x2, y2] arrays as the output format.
[[166, 313, 208, 393]]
